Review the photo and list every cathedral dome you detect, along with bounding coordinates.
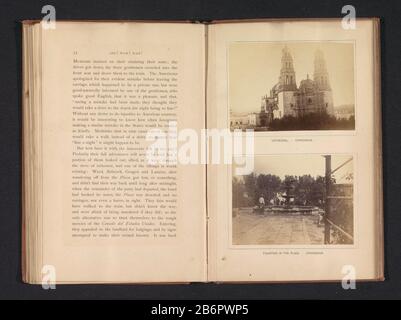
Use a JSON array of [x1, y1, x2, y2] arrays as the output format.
[[299, 76, 317, 93], [271, 82, 282, 93]]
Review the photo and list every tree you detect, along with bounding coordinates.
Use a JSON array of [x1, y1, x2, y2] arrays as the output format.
[[294, 175, 314, 205], [268, 112, 355, 131], [233, 172, 331, 208], [310, 175, 326, 207], [243, 173, 257, 204], [256, 174, 281, 203], [232, 174, 258, 208]]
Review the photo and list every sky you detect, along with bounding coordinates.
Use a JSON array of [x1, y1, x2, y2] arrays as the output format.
[[235, 154, 353, 184], [229, 42, 355, 114]]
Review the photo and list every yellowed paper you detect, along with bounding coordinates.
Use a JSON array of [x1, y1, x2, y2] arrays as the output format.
[[207, 19, 381, 282], [39, 22, 206, 283]]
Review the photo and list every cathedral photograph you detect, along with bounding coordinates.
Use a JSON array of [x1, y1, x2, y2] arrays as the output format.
[[229, 42, 355, 131]]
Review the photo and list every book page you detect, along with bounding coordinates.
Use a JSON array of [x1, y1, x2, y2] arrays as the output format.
[[39, 22, 206, 283], [207, 19, 382, 282]]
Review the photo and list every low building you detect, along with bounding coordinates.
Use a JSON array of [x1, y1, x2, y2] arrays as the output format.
[[334, 104, 355, 120], [230, 112, 249, 129]]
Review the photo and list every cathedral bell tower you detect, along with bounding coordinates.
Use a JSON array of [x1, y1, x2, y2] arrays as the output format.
[[278, 46, 297, 91], [313, 49, 334, 114], [313, 49, 331, 91]]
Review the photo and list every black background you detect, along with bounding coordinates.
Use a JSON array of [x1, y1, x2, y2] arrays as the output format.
[[0, 0, 400, 300]]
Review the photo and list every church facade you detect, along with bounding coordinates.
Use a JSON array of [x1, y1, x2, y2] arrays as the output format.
[[257, 47, 334, 127]]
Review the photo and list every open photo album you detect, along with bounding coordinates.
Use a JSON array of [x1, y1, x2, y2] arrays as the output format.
[[22, 19, 383, 283]]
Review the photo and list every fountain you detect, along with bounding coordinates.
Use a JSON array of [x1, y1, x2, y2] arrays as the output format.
[[254, 177, 319, 216]]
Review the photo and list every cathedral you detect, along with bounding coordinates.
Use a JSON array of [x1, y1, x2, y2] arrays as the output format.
[[257, 46, 334, 127]]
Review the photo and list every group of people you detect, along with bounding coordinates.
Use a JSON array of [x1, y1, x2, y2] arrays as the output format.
[[257, 194, 291, 208]]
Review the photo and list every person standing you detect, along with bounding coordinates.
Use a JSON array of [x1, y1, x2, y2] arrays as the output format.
[[258, 195, 265, 209]]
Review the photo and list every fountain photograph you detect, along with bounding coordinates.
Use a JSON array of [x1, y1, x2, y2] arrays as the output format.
[[232, 154, 354, 245]]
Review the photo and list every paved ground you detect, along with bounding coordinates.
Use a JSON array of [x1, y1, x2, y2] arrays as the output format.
[[233, 210, 324, 245]]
